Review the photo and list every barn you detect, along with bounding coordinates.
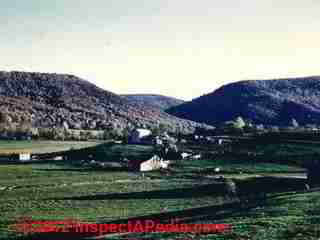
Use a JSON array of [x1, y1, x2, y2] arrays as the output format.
[[128, 154, 170, 172]]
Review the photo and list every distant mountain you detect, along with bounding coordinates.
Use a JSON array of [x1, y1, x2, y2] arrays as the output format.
[[166, 76, 320, 126], [0, 71, 209, 133], [122, 94, 184, 110]]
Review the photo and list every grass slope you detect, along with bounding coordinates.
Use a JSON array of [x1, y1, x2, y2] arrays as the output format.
[[0, 141, 101, 154], [0, 142, 318, 240]]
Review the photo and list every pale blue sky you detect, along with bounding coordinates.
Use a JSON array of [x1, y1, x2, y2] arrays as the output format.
[[1, 0, 320, 100]]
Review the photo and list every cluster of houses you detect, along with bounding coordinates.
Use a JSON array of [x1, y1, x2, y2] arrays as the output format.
[[125, 128, 207, 172], [127, 128, 177, 146], [64, 128, 205, 172]]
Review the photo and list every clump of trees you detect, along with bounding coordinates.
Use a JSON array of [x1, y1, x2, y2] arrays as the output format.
[[233, 116, 246, 129], [214, 116, 247, 135]]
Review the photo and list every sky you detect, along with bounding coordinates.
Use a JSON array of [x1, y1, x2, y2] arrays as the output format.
[[1, 0, 320, 100]]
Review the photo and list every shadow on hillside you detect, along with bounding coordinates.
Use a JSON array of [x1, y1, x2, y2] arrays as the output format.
[[236, 176, 308, 197], [50, 176, 308, 201]]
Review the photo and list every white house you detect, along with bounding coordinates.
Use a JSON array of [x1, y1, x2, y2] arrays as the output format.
[[19, 153, 31, 162], [128, 128, 152, 144]]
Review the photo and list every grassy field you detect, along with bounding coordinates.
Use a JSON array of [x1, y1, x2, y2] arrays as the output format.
[[0, 141, 102, 154], [0, 143, 319, 239]]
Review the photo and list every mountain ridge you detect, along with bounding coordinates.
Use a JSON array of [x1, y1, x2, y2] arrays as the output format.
[[0, 71, 209, 133], [166, 76, 320, 126]]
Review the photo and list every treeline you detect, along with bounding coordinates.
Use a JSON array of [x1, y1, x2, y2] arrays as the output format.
[[0, 125, 131, 141], [0, 111, 132, 141]]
